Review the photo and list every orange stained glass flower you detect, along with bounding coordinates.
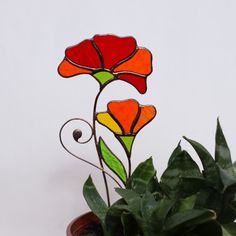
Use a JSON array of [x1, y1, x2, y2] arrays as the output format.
[[58, 34, 153, 94], [97, 99, 157, 154]]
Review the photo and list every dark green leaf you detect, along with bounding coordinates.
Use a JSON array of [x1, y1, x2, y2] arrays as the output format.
[[105, 199, 125, 236], [115, 188, 141, 214], [161, 150, 202, 198], [215, 119, 232, 169], [165, 209, 216, 231], [121, 212, 140, 236], [223, 223, 236, 235], [183, 136, 220, 187], [141, 192, 157, 219], [168, 141, 182, 167], [178, 194, 197, 212], [99, 137, 127, 184], [127, 158, 156, 194], [192, 220, 222, 236], [150, 197, 174, 233], [222, 226, 231, 236], [83, 176, 108, 224], [217, 164, 236, 192]]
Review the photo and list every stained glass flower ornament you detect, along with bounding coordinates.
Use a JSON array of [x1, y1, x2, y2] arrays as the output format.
[[58, 34, 152, 94], [97, 99, 156, 155]]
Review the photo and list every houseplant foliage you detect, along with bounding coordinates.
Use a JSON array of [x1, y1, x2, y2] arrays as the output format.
[[83, 120, 236, 236], [58, 34, 236, 236]]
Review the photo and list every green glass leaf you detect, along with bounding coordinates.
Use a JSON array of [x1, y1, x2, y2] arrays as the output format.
[[117, 135, 135, 156], [215, 119, 232, 170], [183, 136, 220, 188], [83, 176, 108, 224], [93, 71, 114, 85], [99, 137, 127, 184]]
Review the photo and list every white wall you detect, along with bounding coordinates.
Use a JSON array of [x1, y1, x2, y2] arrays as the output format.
[[1, 0, 236, 235]]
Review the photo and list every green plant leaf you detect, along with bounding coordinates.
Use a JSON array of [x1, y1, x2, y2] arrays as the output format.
[[217, 165, 236, 192], [150, 197, 174, 233], [99, 137, 127, 184], [215, 119, 232, 170], [183, 136, 220, 187], [168, 141, 182, 167], [115, 188, 141, 214], [178, 194, 197, 212], [222, 226, 232, 236], [83, 176, 108, 224], [192, 220, 222, 236], [105, 199, 126, 236], [121, 212, 140, 236], [161, 150, 202, 198], [164, 209, 216, 231], [127, 157, 156, 194], [223, 223, 236, 235]]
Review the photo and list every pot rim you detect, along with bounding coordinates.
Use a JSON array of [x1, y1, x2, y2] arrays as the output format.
[[66, 212, 100, 236]]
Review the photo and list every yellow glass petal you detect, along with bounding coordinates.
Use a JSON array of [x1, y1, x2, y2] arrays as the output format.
[[97, 112, 123, 135]]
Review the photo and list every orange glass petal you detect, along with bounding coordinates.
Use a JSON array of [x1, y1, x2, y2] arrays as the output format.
[[114, 48, 152, 75], [108, 100, 139, 135], [58, 59, 92, 78], [133, 106, 156, 134]]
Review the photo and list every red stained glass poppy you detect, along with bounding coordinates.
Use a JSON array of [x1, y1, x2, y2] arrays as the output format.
[[58, 34, 153, 94]]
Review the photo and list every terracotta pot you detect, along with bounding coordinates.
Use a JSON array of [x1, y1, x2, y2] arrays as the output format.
[[67, 212, 100, 236]]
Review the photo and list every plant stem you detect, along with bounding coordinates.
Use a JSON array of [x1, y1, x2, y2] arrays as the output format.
[[93, 88, 111, 207]]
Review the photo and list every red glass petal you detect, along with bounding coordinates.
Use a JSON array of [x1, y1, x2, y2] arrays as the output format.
[[117, 74, 147, 94], [65, 39, 102, 70], [93, 35, 137, 70]]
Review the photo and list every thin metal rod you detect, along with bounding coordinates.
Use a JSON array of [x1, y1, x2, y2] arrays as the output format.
[[59, 119, 122, 188], [93, 88, 111, 206]]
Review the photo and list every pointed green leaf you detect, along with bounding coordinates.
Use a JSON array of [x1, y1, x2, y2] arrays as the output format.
[[223, 223, 236, 235], [194, 221, 222, 236], [150, 197, 174, 233], [161, 150, 202, 198], [118, 135, 135, 155], [178, 194, 197, 212], [217, 164, 236, 192], [222, 226, 232, 236], [105, 199, 126, 236], [165, 209, 216, 231], [215, 119, 232, 169], [83, 176, 108, 224], [168, 141, 182, 167], [121, 212, 140, 236], [184, 136, 220, 187], [115, 188, 140, 214], [99, 137, 127, 184], [127, 158, 156, 194]]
